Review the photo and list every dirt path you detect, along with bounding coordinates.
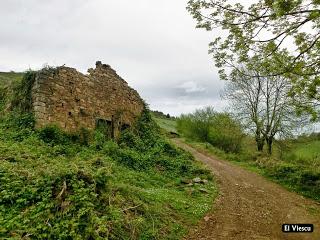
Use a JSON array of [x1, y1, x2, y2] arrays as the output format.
[[172, 139, 320, 240]]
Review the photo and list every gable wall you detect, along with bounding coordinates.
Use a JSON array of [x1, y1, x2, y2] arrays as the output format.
[[32, 62, 144, 136]]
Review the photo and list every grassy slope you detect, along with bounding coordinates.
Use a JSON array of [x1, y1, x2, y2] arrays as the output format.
[[0, 72, 24, 86], [0, 73, 217, 239], [156, 116, 320, 201], [0, 72, 24, 111], [153, 116, 178, 134], [285, 140, 320, 163]]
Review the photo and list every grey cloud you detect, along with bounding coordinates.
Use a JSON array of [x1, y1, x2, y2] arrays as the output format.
[[0, 0, 227, 116]]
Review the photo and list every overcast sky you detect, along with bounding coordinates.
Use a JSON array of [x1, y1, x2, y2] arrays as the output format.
[[0, 0, 226, 116]]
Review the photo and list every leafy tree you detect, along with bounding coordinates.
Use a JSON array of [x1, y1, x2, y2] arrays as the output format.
[[208, 112, 244, 153], [177, 107, 244, 153], [187, 0, 320, 118], [224, 67, 307, 154], [177, 107, 216, 142]]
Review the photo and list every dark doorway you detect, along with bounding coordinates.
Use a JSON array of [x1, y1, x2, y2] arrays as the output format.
[[96, 118, 113, 138]]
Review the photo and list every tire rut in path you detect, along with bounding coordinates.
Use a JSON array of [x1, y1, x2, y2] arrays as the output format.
[[172, 139, 320, 240]]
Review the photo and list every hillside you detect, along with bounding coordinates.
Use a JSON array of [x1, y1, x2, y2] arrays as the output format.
[[0, 72, 24, 85], [0, 72, 217, 239], [153, 116, 178, 135]]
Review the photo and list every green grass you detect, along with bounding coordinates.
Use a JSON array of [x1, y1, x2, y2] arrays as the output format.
[[153, 117, 178, 134], [0, 72, 24, 87], [285, 140, 320, 163], [0, 110, 217, 239], [0, 72, 25, 112]]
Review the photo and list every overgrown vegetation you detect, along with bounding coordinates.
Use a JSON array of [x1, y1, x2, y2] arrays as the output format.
[[0, 72, 24, 112], [176, 107, 244, 153], [0, 75, 217, 239], [171, 108, 320, 201], [9, 71, 37, 112]]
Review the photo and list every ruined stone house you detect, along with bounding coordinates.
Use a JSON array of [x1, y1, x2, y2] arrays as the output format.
[[31, 61, 144, 137]]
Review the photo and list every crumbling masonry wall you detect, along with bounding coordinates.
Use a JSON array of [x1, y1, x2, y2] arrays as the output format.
[[32, 62, 144, 137]]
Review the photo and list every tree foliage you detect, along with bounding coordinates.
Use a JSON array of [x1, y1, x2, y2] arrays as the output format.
[[177, 107, 216, 142], [208, 113, 244, 153], [187, 0, 320, 118]]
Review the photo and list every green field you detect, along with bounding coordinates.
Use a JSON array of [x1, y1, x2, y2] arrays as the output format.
[[153, 116, 178, 134], [0, 72, 24, 86], [285, 140, 320, 164]]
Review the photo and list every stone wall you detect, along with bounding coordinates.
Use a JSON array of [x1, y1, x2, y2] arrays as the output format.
[[32, 61, 144, 137]]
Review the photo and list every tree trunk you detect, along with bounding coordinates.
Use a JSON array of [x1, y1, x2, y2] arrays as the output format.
[[256, 139, 264, 151], [255, 133, 265, 152], [266, 137, 273, 155]]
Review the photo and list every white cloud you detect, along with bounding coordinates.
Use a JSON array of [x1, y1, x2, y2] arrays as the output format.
[[178, 81, 206, 93]]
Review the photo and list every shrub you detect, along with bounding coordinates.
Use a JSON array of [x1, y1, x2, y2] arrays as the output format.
[[269, 163, 299, 179], [38, 125, 68, 144], [118, 129, 143, 149], [9, 71, 37, 112], [176, 107, 216, 142], [208, 113, 244, 153], [134, 108, 160, 146], [78, 127, 92, 146], [177, 107, 244, 153], [299, 171, 320, 187], [101, 140, 120, 156], [93, 130, 106, 150], [1, 112, 35, 130]]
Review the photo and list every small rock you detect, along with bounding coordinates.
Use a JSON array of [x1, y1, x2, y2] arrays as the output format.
[[204, 216, 210, 222], [193, 177, 202, 183], [201, 179, 208, 184]]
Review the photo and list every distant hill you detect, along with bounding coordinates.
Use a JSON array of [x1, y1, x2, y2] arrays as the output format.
[[0, 71, 24, 86], [151, 110, 175, 119]]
